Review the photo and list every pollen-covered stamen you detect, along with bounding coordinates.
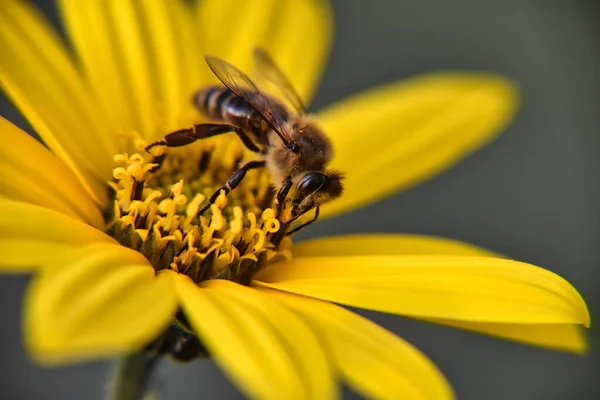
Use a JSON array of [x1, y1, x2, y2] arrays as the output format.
[[105, 140, 292, 284]]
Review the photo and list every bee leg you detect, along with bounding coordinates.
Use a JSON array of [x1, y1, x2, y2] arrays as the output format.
[[286, 206, 320, 236], [198, 160, 266, 216], [275, 178, 293, 217], [145, 124, 260, 153], [233, 128, 261, 153]]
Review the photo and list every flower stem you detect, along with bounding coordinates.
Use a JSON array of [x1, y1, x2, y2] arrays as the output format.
[[108, 350, 161, 400]]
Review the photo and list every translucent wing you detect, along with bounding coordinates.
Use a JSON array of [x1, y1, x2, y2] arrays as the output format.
[[205, 55, 294, 147], [253, 48, 308, 114]]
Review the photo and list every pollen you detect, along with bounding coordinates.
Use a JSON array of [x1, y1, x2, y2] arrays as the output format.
[[105, 138, 292, 285]]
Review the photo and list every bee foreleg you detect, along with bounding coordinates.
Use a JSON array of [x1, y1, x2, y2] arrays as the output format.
[[145, 124, 260, 153], [275, 179, 293, 217], [198, 160, 266, 216], [286, 206, 320, 236]]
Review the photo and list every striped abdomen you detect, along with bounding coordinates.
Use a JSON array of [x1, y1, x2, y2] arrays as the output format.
[[193, 86, 278, 136]]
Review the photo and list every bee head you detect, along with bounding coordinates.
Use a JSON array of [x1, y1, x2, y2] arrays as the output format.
[[291, 170, 344, 217], [287, 117, 333, 170]]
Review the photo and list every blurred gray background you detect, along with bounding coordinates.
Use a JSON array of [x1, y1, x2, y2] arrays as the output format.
[[1, 0, 599, 399]]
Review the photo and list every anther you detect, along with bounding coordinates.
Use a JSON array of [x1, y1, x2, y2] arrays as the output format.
[[106, 139, 290, 286]]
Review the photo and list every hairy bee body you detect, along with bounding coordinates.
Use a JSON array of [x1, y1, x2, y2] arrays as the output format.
[[145, 49, 344, 237], [193, 85, 338, 188], [193, 86, 287, 149]]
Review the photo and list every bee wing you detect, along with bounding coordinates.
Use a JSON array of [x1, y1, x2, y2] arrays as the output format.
[[253, 48, 308, 114], [205, 55, 293, 146]]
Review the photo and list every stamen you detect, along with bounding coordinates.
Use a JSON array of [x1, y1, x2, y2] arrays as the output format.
[[104, 140, 294, 284]]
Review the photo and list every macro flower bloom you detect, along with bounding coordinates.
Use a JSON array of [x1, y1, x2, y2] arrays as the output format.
[[0, 1, 590, 399]]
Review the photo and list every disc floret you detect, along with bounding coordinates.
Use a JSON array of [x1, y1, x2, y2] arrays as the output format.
[[105, 141, 292, 285]]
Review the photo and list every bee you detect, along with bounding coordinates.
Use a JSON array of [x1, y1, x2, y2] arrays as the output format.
[[146, 49, 344, 235]]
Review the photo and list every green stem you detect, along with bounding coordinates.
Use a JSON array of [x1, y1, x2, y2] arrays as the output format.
[[108, 350, 161, 400]]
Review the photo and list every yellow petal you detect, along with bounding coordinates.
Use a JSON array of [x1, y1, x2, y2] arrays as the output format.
[[168, 1, 206, 125], [195, 0, 277, 78], [0, 199, 114, 245], [175, 276, 335, 400], [261, 289, 453, 400], [105, 0, 155, 138], [0, 241, 136, 274], [137, 1, 204, 131], [25, 245, 177, 365], [58, 0, 135, 135], [0, 240, 76, 272], [287, 235, 587, 355], [0, 0, 117, 203], [59, 0, 165, 139], [195, 0, 331, 104], [253, 255, 590, 350], [0, 117, 104, 228], [317, 73, 519, 218], [421, 318, 588, 355], [263, 0, 333, 103], [205, 280, 336, 399], [293, 233, 500, 258]]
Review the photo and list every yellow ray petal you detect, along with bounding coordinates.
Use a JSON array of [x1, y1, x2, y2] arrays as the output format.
[[58, 0, 134, 134], [169, 1, 206, 125], [196, 0, 331, 105], [59, 0, 158, 139], [421, 318, 588, 355], [138, 1, 204, 131], [254, 255, 590, 327], [293, 234, 500, 258], [105, 0, 156, 138], [0, 117, 103, 228], [175, 276, 335, 400], [24, 246, 176, 365], [136, 1, 182, 133], [202, 279, 336, 399], [0, 0, 117, 203], [0, 199, 114, 245], [0, 83, 108, 206], [0, 241, 135, 273], [195, 0, 277, 80], [262, 289, 453, 400], [0, 240, 77, 273], [317, 73, 519, 218], [264, 0, 333, 104], [60, 0, 177, 139]]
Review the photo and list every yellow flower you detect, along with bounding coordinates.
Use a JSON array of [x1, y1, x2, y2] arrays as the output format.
[[0, 1, 589, 400]]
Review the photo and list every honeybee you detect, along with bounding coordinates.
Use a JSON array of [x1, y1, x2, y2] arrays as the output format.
[[146, 49, 344, 235]]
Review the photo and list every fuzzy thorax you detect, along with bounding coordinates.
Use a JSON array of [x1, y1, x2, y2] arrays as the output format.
[[264, 115, 334, 184]]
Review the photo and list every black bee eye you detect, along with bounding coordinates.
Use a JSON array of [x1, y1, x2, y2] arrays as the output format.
[[295, 173, 327, 199]]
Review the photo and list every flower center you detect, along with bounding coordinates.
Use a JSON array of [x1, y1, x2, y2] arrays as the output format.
[[104, 137, 292, 285]]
